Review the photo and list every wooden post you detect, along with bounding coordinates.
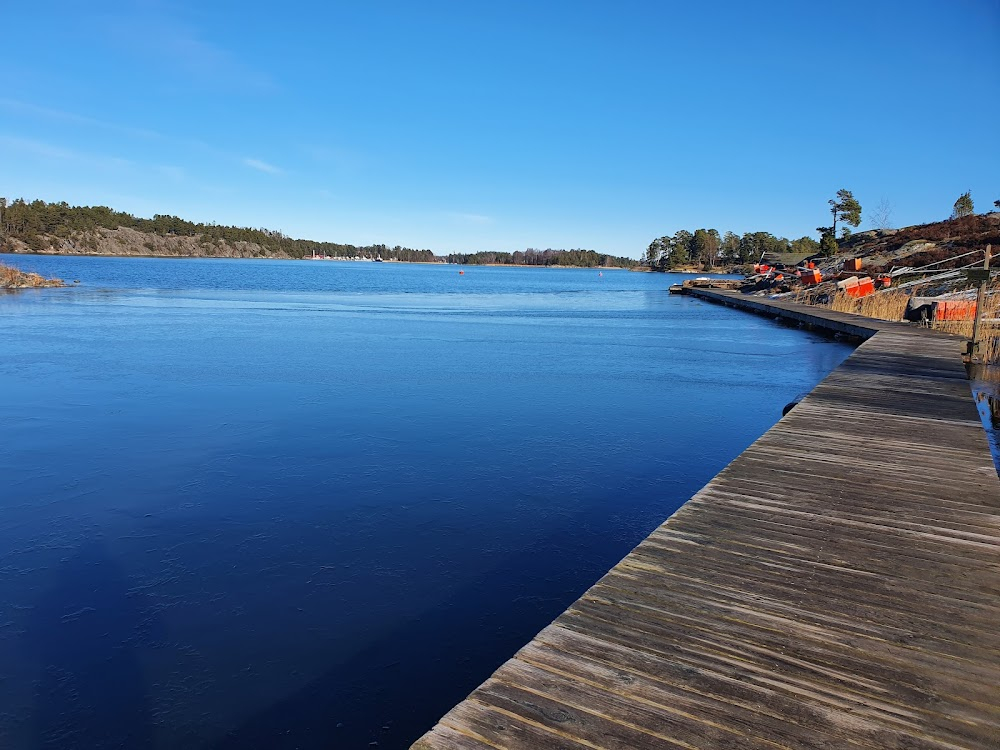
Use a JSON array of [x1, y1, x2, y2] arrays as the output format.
[[969, 244, 992, 360]]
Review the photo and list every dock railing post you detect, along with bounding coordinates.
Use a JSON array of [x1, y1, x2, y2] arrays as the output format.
[[969, 244, 992, 360]]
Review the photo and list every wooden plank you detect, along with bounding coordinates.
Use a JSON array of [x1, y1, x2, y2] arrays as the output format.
[[413, 290, 1000, 750]]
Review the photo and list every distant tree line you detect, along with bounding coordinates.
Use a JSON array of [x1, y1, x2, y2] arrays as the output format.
[[446, 248, 636, 268], [644, 228, 819, 270], [0, 198, 638, 267], [0, 198, 441, 261]]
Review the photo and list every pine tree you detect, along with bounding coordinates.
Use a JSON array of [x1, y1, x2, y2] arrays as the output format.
[[952, 191, 974, 218], [819, 231, 838, 258], [828, 189, 862, 239]]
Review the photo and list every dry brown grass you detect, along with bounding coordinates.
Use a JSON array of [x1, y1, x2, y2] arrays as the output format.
[[823, 283, 1000, 363], [829, 288, 912, 321], [0, 262, 63, 288], [929, 285, 1000, 363]]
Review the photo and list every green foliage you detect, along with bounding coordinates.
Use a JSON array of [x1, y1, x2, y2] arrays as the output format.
[[828, 189, 861, 238], [645, 227, 807, 269], [0, 198, 637, 267], [720, 231, 740, 263], [738, 231, 789, 263], [664, 230, 690, 268], [819, 231, 838, 257], [446, 248, 636, 268], [952, 191, 974, 219], [0, 198, 429, 259], [667, 238, 690, 268], [692, 228, 720, 268], [644, 237, 669, 267], [789, 236, 820, 255], [644, 232, 696, 269]]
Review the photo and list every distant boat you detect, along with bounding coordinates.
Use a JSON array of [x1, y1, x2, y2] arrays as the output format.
[[374, 257, 384, 262]]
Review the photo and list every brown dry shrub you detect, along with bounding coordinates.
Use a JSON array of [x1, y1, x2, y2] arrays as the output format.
[[844, 215, 999, 255], [0, 262, 62, 288]]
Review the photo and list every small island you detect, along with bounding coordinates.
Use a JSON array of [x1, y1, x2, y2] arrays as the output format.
[[0, 261, 64, 289]]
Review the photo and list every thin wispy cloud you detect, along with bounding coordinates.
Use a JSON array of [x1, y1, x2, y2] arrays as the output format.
[[2, 96, 286, 178], [0, 134, 134, 171], [242, 158, 283, 175], [0, 98, 164, 141], [0, 134, 193, 191], [103, 4, 276, 93]]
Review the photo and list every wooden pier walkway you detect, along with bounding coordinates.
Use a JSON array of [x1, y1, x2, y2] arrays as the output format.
[[413, 290, 1000, 750]]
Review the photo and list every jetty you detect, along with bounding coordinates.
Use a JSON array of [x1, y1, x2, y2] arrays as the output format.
[[413, 289, 1000, 750]]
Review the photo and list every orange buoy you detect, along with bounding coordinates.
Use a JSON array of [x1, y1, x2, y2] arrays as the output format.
[[459, 270, 464, 275]]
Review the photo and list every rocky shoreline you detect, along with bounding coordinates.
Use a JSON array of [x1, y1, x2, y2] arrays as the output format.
[[0, 262, 64, 289]]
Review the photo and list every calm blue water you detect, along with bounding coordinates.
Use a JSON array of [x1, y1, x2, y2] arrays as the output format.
[[0, 254, 854, 749]]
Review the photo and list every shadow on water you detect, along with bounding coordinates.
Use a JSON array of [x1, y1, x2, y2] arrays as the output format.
[[969, 364, 1000, 477], [25, 540, 161, 750], [209, 513, 631, 750]]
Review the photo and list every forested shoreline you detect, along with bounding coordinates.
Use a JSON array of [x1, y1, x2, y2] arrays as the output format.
[[644, 189, 1000, 271], [644, 228, 819, 270], [0, 198, 636, 268], [446, 248, 634, 267]]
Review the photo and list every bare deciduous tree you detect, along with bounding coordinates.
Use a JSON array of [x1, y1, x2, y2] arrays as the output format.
[[869, 198, 893, 230]]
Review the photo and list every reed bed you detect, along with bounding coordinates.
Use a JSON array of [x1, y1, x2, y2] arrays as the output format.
[[829, 288, 912, 321], [930, 285, 1000, 363], [824, 283, 1000, 364]]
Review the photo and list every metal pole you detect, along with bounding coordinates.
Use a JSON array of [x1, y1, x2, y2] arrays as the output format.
[[970, 244, 991, 359]]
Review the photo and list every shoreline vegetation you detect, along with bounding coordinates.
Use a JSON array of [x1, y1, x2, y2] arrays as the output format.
[[0, 261, 64, 289], [0, 198, 638, 269]]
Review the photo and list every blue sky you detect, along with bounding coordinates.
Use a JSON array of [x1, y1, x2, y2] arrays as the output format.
[[1, 0, 997, 258]]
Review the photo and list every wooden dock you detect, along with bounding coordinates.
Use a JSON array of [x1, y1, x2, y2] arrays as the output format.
[[413, 290, 1000, 750]]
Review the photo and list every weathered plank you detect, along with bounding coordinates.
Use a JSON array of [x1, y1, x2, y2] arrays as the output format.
[[414, 290, 1000, 750]]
